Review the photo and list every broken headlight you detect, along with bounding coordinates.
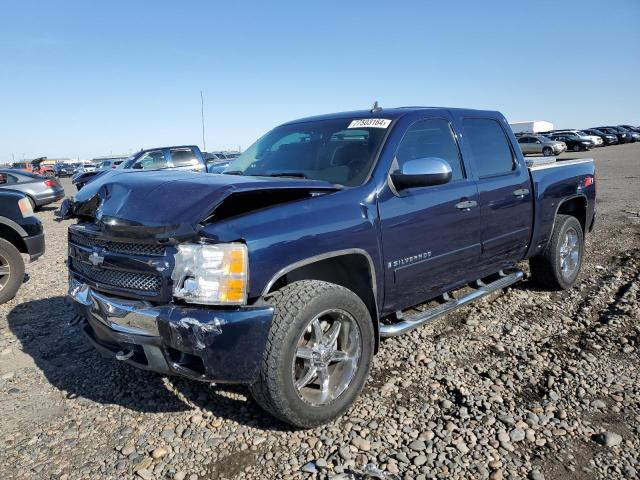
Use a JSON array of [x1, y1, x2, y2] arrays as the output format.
[[172, 243, 248, 305]]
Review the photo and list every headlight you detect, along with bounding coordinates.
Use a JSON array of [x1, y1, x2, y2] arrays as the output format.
[[17, 197, 34, 217], [172, 243, 248, 305]]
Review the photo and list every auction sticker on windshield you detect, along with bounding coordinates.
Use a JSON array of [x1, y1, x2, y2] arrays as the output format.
[[348, 119, 392, 129]]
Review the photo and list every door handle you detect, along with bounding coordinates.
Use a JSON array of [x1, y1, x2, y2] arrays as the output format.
[[455, 200, 478, 211], [513, 188, 530, 198]]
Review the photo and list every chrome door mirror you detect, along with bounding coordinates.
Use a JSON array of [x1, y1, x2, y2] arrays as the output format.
[[390, 157, 452, 190]]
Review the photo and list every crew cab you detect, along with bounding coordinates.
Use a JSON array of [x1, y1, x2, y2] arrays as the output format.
[[0, 189, 45, 304], [63, 107, 596, 428], [72, 145, 212, 190]]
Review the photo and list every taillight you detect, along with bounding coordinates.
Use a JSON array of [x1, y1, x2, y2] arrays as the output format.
[[584, 176, 594, 188], [44, 179, 56, 187]]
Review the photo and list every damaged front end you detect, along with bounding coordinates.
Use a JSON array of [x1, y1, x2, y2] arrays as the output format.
[[63, 170, 339, 382], [69, 279, 273, 383]]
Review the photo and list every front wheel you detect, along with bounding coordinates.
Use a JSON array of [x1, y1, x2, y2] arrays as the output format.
[[542, 147, 553, 157], [250, 280, 374, 428], [529, 214, 584, 290], [572, 144, 582, 152], [0, 238, 26, 304]]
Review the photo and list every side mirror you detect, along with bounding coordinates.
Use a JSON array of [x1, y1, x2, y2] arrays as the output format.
[[132, 163, 143, 169], [390, 157, 452, 191]]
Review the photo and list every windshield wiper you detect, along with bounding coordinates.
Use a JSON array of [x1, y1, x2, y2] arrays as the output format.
[[265, 172, 308, 179], [223, 170, 244, 175]]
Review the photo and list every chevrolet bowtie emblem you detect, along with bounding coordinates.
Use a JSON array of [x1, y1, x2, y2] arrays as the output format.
[[88, 252, 105, 266]]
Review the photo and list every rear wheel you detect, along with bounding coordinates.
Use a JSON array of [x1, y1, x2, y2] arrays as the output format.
[[250, 280, 374, 428], [530, 214, 583, 290], [542, 146, 553, 156], [0, 238, 25, 304]]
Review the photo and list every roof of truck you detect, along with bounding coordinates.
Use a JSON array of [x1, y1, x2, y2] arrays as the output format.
[[282, 106, 501, 126]]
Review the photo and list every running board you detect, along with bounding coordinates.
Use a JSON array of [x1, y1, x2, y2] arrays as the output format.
[[379, 270, 524, 338]]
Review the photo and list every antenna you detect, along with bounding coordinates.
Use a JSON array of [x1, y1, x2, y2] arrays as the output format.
[[200, 90, 206, 151], [371, 101, 381, 113]]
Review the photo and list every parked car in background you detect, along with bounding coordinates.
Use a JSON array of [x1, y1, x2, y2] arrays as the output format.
[[0, 189, 45, 303], [54, 163, 79, 177], [517, 135, 566, 156], [582, 128, 618, 145], [203, 152, 232, 173], [81, 163, 97, 173], [34, 159, 58, 177], [72, 145, 210, 190], [547, 133, 595, 151], [616, 126, 640, 142], [0, 169, 65, 209], [552, 130, 603, 147], [595, 126, 633, 143], [64, 106, 596, 427], [97, 158, 127, 170]]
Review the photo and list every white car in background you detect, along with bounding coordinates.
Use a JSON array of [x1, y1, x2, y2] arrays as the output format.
[[554, 130, 603, 146]]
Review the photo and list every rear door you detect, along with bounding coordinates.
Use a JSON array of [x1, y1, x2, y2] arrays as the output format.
[[461, 117, 533, 269], [378, 115, 482, 312]]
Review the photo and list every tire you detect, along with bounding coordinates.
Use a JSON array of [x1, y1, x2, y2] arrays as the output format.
[[0, 238, 26, 304], [529, 214, 584, 290], [542, 147, 553, 157], [250, 280, 374, 428]]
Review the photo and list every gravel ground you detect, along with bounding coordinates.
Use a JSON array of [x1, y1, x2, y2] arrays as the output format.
[[0, 144, 638, 480]]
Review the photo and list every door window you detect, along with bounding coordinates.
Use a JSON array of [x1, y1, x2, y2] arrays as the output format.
[[133, 150, 168, 169], [463, 118, 516, 177], [170, 148, 198, 167], [395, 118, 465, 181]]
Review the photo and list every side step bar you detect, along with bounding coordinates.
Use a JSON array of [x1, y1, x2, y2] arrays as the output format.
[[379, 270, 524, 338]]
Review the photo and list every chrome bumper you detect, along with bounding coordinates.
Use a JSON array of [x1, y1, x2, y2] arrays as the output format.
[[69, 279, 160, 336]]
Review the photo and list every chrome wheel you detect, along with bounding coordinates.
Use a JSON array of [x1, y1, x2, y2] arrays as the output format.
[[292, 309, 361, 406], [559, 227, 580, 278], [0, 254, 10, 291]]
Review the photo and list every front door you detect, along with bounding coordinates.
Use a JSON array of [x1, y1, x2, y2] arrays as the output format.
[[461, 117, 533, 269], [378, 116, 482, 313]]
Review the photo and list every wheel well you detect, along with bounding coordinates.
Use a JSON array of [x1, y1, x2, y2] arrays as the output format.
[[0, 225, 27, 253], [266, 254, 380, 351], [557, 196, 587, 232]]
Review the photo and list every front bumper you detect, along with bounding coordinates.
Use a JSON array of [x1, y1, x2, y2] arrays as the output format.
[[23, 232, 45, 260], [69, 280, 274, 383]]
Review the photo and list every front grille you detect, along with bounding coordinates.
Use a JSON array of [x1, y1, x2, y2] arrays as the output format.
[[69, 231, 165, 257], [70, 258, 161, 293]]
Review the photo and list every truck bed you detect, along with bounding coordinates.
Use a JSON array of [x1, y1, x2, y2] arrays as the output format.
[[527, 157, 596, 259]]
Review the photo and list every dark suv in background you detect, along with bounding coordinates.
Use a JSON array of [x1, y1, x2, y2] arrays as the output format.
[[546, 132, 595, 151], [582, 128, 618, 145], [595, 126, 634, 143]]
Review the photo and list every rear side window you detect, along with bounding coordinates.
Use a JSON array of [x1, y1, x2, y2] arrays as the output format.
[[463, 118, 516, 177], [170, 148, 198, 167], [395, 118, 465, 181]]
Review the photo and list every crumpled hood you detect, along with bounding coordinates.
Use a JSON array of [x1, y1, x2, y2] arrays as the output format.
[[60, 170, 339, 239]]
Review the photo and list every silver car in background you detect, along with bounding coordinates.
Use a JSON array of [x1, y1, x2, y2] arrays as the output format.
[[517, 135, 567, 156], [0, 169, 65, 209]]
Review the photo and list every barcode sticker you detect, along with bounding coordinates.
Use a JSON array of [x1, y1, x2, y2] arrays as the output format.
[[347, 119, 392, 129]]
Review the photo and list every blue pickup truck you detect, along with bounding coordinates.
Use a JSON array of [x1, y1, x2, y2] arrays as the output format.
[[63, 106, 595, 427], [71, 145, 211, 190]]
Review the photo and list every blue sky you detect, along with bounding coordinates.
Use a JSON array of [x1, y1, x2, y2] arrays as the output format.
[[1, 0, 639, 161]]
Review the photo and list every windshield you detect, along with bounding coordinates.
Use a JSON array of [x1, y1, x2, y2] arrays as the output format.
[[224, 118, 390, 186]]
